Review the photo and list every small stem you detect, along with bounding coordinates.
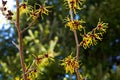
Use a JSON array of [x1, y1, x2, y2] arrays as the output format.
[[73, 30, 80, 60], [73, 24, 81, 80], [21, 17, 38, 33], [22, 11, 40, 33], [67, 0, 81, 80], [16, 0, 27, 80], [12, 41, 19, 50]]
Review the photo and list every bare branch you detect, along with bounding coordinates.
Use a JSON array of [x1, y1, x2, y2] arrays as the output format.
[[16, 0, 27, 79]]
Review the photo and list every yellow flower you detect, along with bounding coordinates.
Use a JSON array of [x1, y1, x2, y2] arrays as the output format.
[[19, 2, 32, 16], [33, 3, 52, 19], [32, 53, 54, 67], [36, 5, 49, 17], [65, 0, 84, 14], [29, 10, 38, 20], [90, 33, 102, 45], [61, 55, 79, 74], [23, 62, 38, 80], [65, 17, 85, 31], [96, 19, 108, 33], [26, 68, 38, 80], [91, 33, 102, 41], [80, 34, 93, 49]]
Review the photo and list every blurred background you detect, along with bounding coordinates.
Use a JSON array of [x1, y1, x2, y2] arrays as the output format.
[[0, 0, 120, 80]]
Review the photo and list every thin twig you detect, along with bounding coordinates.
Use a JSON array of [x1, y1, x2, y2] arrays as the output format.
[[21, 18, 37, 33], [16, 0, 27, 80], [21, 14, 39, 33], [12, 41, 19, 50]]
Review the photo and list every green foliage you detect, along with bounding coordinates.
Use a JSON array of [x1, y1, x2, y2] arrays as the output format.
[[0, 0, 120, 80]]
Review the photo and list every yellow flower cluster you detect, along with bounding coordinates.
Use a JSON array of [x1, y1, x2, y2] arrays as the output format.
[[80, 33, 102, 49], [65, 17, 85, 31], [64, 0, 84, 13], [61, 55, 79, 74], [80, 20, 108, 49], [34, 54, 51, 66], [14, 53, 54, 80], [19, 1, 51, 20], [14, 68, 37, 80]]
